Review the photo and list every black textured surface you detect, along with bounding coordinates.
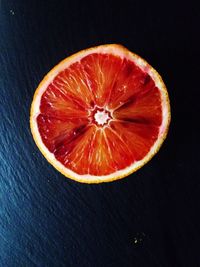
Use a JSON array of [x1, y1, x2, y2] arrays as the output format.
[[0, 1, 199, 266]]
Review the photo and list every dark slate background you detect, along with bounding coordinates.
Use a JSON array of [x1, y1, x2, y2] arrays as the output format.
[[0, 1, 199, 266]]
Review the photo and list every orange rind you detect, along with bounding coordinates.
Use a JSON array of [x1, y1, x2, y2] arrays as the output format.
[[30, 44, 171, 183]]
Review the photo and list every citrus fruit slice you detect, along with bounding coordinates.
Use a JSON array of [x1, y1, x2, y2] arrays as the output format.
[[30, 44, 170, 183]]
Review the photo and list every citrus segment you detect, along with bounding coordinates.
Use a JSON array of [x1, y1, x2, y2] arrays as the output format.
[[109, 120, 159, 162], [113, 86, 162, 126], [80, 53, 124, 107], [30, 44, 170, 183], [108, 61, 153, 110], [37, 114, 89, 154]]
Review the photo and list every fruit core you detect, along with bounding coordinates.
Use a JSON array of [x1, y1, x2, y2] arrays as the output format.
[[90, 106, 112, 126]]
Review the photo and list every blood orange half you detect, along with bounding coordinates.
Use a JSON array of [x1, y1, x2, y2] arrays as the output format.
[[30, 44, 170, 183]]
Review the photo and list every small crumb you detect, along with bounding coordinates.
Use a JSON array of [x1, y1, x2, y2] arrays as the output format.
[[10, 9, 15, 15], [47, 179, 50, 183], [132, 232, 146, 245]]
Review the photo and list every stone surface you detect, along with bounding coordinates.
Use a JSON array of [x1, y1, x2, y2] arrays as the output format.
[[0, 1, 199, 266]]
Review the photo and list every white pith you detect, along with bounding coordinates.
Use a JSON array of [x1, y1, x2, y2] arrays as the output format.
[[94, 110, 110, 125], [30, 44, 170, 183]]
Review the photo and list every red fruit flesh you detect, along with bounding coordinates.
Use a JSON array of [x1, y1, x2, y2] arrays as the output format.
[[37, 53, 162, 176]]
